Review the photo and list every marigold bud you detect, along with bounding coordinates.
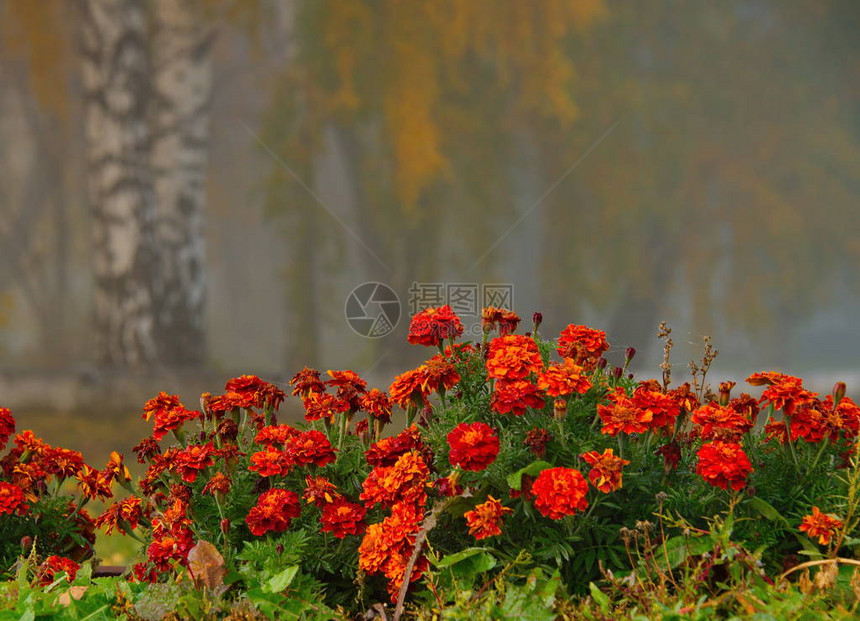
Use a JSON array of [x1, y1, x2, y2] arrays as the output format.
[[20, 536, 32, 552], [553, 399, 568, 421], [220, 518, 230, 535], [597, 358, 608, 371], [532, 312, 543, 332], [834, 382, 847, 405], [719, 381, 736, 406], [625, 347, 636, 362], [612, 366, 623, 380]]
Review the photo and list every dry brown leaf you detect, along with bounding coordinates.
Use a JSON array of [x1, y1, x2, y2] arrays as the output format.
[[187, 540, 227, 591], [58, 586, 88, 606]]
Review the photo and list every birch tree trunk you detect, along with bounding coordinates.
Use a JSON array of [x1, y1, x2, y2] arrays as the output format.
[[79, 0, 211, 367], [80, 0, 159, 366], [150, 0, 212, 365]]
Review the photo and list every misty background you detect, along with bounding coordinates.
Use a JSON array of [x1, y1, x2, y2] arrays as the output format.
[[0, 0, 858, 456]]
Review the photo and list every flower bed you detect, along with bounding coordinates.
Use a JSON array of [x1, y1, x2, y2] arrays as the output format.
[[2, 307, 860, 619]]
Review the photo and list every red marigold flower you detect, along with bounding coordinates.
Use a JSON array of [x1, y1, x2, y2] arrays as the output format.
[[75, 465, 113, 501], [102, 451, 131, 484], [763, 420, 788, 443], [95, 496, 143, 535], [361, 450, 430, 509], [246, 488, 301, 536], [248, 446, 292, 477], [789, 403, 829, 443], [531, 467, 589, 519], [747, 372, 817, 417], [447, 422, 499, 471], [491, 380, 545, 416], [202, 473, 231, 499], [365, 425, 434, 467], [632, 384, 681, 430], [433, 474, 463, 497], [537, 359, 592, 397], [421, 356, 461, 394], [152, 405, 200, 442], [37, 556, 79, 585], [320, 499, 367, 538], [132, 437, 162, 464], [303, 475, 341, 507], [556, 324, 609, 370], [691, 402, 754, 441], [172, 444, 214, 483], [598, 388, 653, 436], [524, 428, 552, 458], [0, 482, 28, 516], [581, 448, 630, 493], [41, 447, 85, 479], [142, 392, 182, 422], [668, 383, 700, 414], [389, 367, 431, 409], [147, 527, 194, 571], [360, 389, 394, 424], [255, 424, 300, 446], [303, 392, 350, 423], [481, 307, 521, 336], [287, 430, 336, 468], [656, 440, 682, 471], [464, 496, 512, 540], [486, 335, 543, 381], [326, 370, 367, 409], [408, 305, 464, 347], [834, 397, 860, 438], [0, 408, 15, 451], [14, 430, 47, 456], [799, 506, 843, 545], [695, 441, 753, 491], [225, 374, 286, 411], [290, 367, 326, 398]]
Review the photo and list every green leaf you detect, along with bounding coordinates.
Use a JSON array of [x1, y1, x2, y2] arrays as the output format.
[[589, 581, 610, 614], [434, 547, 493, 569], [746, 497, 790, 526], [264, 565, 299, 593], [507, 461, 552, 490]]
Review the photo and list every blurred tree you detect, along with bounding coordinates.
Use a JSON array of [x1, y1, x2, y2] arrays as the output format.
[[261, 0, 607, 369]]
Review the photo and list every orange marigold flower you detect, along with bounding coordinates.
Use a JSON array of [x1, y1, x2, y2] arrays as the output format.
[[556, 324, 609, 370], [248, 446, 292, 477], [790, 403, 829, 443], [37, 556, 79, 585], [531, 467, 589, 519], [320, 499, 367, 538], [481, 307, 521, 336], [486, 335, 543, 381], [103, 451, 131, 484], [447, 422, 499, 472], [0, 408, 14, 451], [132, 437, 162, 464], [303, 475, 341, 507], [491, 380, 545, 416], [246, 488, 301, 536], [303, 392, 350, 423], [365, 425, 433, 468], [537, 359, 592, 397], [389, 367, 431, 409], [14, 430, 47, 456], [95, 496, 143, 535], [691, 403, 753, 441], [464, 496, 512, 540], [173, 444, 214, 483], [360, 389, 394, 424], [632, 385, 681, 430], [326, 370, 367, 409], [407, 305, 464, 347], [598, 388, 653, 436], [581, 448, 630, 493], [361, 450, 430, 509], [147, 528, 194, 571], [0, 481, 28, 516], [695, 441, 753, 491], [142, 392, 182, 422], [287, 430, 336, 468], [358, 501, 425, 600], [254, 424, 300, 446], [152, 405, 199, 442], [225, 374, 286, 411], [290, 366, 326, 399], [668, 383, 700, 414], [799, 506, 843, 545]]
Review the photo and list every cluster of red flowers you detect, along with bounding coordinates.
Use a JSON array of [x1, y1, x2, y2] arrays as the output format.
[[37, 555, 80, 585]]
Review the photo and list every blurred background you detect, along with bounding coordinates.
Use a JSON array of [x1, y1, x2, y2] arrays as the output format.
[[0, 0, 858, 462]]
